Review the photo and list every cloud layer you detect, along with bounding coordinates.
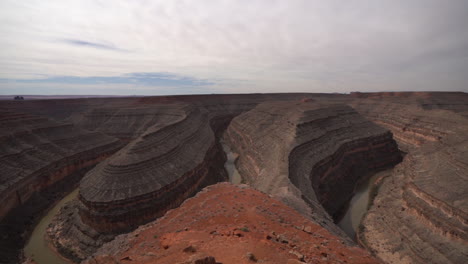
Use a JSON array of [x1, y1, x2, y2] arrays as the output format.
[[1, 0, 467, 95]]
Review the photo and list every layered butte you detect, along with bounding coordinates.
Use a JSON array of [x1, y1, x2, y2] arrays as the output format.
[[351, 96, 468, 264], [47, 100, 260, 261], [224, 101, 402, 233], [78, 105, 227, 232]]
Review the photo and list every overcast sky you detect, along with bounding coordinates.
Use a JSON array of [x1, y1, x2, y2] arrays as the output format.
[[1, 0, 467, 95]]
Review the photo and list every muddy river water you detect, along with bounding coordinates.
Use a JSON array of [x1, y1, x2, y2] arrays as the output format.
[[337, 169, 391, 240], [24, 143, 243, 264], [23, 189, 78, 264], [222, 143, 242, 184]]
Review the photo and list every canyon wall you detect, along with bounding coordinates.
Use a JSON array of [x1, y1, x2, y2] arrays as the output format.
[[0, 110, 122, 221], [224, 101, 402, 236], [0, 109, 122, 263], [351, 98, 468, 264], [1, 92, 465, 264], [47, 99, 264, 261]]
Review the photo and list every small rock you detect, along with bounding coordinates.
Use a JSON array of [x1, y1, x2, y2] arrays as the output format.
[[303, 226, 313, 234], [183, 245, 197, 253], [193, 256, 217, 264], [287, 259, 305, 264], [321, 252, 328, 260], [246, 252, 258, 262], [278, 234, 289, 244], [289, 250, 305, 261]]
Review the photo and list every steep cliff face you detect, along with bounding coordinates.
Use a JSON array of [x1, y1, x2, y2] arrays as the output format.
[[224, 101, 402, 235], [0, 110, 121, 221], [84, 183, 380, 264], [79, 106, 227, 233], [352, 101, 468, 264], [0, 110, 122, 263], [47, 101, 260, 261]]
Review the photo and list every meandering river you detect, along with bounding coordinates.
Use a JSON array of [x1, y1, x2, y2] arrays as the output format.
[[221, 142, 242, 184], [23, 189, 78, 264], [25, 143, 243, 264], [26, 143, 379, 262], [337, 169, 391, 240]]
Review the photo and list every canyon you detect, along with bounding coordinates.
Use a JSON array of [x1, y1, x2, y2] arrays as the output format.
[[0, 92, 466, 264]]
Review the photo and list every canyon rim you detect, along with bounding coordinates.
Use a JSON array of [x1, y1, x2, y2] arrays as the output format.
[[0, 92, 466, 264]]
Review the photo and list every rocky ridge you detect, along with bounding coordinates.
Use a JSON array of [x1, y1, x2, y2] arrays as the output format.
[[84, 183, 380, 264]]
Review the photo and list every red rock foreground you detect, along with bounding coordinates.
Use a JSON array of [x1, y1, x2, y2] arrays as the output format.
[[85, 183, 379, 264]]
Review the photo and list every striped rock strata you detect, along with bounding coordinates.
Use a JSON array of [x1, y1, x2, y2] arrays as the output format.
[[0, 110, 121, 220], [224, 101, 402, 235], [0, 110, 122, 263], [47, 102, 257, 261], [350, 99, 468, 264]]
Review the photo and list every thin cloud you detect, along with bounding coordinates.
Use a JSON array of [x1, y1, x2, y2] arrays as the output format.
[[0, 72, 213, 87], [60, 38, 126, 52]]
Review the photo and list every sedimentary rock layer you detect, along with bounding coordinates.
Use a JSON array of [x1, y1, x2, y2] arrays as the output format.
[[73, 104, 188, 139], [48, 101, 259, 261], [84, 183, 380, 264], [350, 92, 468, 118], [355, 102, 468, 264], [350, 100, 458, 150], [0, 109, 122, 263], [0, 110, 121, 220], [4, 92, 465, 264], [77, 105, 236, 232], [224, 101, 402, 232]]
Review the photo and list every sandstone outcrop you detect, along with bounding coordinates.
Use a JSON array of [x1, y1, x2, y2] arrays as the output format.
[[224, 101, 401, 233], [351, 97, 468, 264], [83, 183, 380, 264]]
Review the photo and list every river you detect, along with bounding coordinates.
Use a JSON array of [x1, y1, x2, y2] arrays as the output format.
[[221, 142, 242, 184], [24, 143, 243, 264], [337, 169, 391, 240], [23, 189, 78, 264]]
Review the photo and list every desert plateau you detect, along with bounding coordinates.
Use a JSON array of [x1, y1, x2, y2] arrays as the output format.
[[0, 92, 466, 264]]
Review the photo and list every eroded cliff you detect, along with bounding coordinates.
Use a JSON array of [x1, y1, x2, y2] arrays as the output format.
[[351, 97, 468, 264], [0, 110, 122, 263], [224, 101, 402, 236], [1, 93, 465, 264], [47, 99, 263, 261]]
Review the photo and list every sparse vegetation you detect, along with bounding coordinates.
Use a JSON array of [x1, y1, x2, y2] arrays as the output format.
[[240, 226, 250, 232]]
